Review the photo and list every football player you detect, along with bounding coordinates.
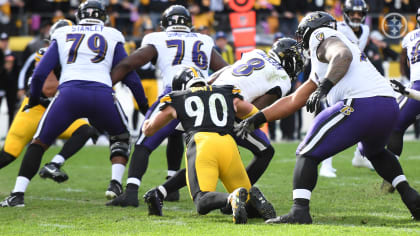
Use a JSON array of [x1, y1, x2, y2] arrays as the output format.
[[142, 66, 276, 223], [0, 19, 98, 181], [236, 12, 420, 223], [107, 5, 228, 207], [381, 8, 420, 193], [144, 38, 304, 210], [0, 0, 148, 207], [320, 0, 372, 177]]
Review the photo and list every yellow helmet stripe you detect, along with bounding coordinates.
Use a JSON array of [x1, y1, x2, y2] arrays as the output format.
[[190, 67, 198, 77]]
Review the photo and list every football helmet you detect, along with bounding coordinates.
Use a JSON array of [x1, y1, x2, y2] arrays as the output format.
[[172, 66, 207, 91], [343, 0, 368, 28], [35, 47, 47, 62], [49, 19, 73, 39], [269, 38, 304, 81], [296, 11, 336, 50], [76, 0, 108, 24], [160, 5, 192, 32]]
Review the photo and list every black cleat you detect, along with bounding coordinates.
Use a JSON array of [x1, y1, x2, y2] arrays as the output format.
[[265, 204, 312, 224], [229, 187, 248, 224], [0, 192, 24, 207], [248, 186, 276, 220], [105, 180, 123, 200], [403, 190, 420, 220], [380, 179, 395, 193], [39, 162, 68, 183], [144, 188, 163, 216], [106, 188, 139, 207]]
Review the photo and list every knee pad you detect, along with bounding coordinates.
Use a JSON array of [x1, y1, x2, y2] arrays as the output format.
[[109, 132, 131, 159], [194, 191, 210, 215]]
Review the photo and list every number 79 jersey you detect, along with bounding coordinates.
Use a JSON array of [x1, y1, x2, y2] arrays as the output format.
[[142, 31, 214, 88], [402, 28, 420, 82], [159, 85, 242, 136], [51, 25, 125, 87]]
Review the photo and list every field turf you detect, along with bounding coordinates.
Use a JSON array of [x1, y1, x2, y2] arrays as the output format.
[[1, 141, 420, 235]]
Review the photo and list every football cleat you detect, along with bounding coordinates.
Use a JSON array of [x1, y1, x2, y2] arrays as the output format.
[[319, 165, 337, 178], [39, 162, 69, 183], [229, 187, 248, 224], [106, 189, 139, 207], [248, 186, 277, 220], [105, 180, 123, 200], [380, 179, 395, 193], [265, 204, 312, 224], [143, 188, 163, 216], [0, 192, 24, 207], [352, 150, 374, 170]]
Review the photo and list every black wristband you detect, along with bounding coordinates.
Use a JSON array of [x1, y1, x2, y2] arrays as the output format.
[[252, 111, 267, 127], [319, 79, 334, 94]]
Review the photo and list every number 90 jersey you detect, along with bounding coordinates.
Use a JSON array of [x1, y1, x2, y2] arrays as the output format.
[[402, 28, 420, 82], [52, 25, 125, 87], [212, 49, 291, 102], [159, 85, 242, 136], [141, 31, 214, 88]]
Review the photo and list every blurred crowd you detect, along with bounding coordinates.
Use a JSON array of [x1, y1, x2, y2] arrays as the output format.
[[1, 0, 420, 141]]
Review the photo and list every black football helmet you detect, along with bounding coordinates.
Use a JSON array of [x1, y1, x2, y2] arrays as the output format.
[[49, 19, 73, 39], [172, 66, 207, 91], [35, 47, 47, 62], [343, 0, 368, 28], [269, 38, 304, 81], [417, 8, 420, 26], [76, 0, 108, 24], [296, 11, 337, 50], [160, 5, 192, 32]]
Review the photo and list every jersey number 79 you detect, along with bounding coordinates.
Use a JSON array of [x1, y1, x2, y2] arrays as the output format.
[[66, 33, 108, 64]]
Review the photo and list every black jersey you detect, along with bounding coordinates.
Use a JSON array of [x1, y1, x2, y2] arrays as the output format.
[[160, 85, 243, 136]]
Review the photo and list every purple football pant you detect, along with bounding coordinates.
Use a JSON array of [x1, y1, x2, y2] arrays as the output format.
[[35, 82, 128, 146], [394, 80, 420, 133], [297, 96, 399, 160]]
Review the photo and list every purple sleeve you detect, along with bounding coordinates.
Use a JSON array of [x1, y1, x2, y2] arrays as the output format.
[[30, 41, 59, 99], [112, 43, 148, 106]]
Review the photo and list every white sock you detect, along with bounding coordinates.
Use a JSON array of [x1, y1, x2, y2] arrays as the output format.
[[158, 185, 167, 198], [51, 154, 65, 166], [167, 170, 176, 177], [293, 189, 311, 200], [321, 157, 333, 168], [127, 177, 141, 187], [12, 176, 30, 193], [111, 164, 125, 184]]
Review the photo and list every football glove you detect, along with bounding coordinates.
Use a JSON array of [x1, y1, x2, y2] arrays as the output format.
[[390, 79, 409, 95], [22, 96, 40, 112], [234, 111, 267, 139], [306, 79, 334, 113]]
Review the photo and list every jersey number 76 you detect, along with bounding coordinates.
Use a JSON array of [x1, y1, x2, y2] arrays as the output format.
[[166, 39, 208, 69], [66, 33, 108, 64]]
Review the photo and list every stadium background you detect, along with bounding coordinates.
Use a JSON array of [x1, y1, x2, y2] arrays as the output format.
[[0, 0, 419, 142]]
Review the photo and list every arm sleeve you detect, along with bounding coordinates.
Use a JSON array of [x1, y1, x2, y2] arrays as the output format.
[[112, 42, 148, 107], [30, 41, 59, 99]]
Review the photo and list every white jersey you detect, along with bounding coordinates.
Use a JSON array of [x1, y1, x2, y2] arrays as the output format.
[[52, 24, 124, 87], [337, 21, 369, 51], [309, 27, 394, 105], [213, 49, 291, 102], [141, 31, 214, 88], [402, 29, 420, 82]]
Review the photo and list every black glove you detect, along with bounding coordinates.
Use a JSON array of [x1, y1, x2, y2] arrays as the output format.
[[390, 80, 409, 95], [139, 102, 149, 116], [306, 79, 334, 113], [234, 111, 267, 139], [22, 96, 40, 112]]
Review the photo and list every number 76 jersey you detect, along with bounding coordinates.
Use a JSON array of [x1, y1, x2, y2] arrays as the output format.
[[159, 85, 242, 136], [52, 25, 125, 87], [142, 31, 214, 88]]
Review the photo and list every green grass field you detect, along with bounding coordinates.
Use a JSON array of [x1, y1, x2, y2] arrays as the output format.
[[1, 141, 420, 235]]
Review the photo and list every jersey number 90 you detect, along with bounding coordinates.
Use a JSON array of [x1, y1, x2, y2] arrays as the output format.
[[66, 33, 108, 64], [185, 93, 227, 127]]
